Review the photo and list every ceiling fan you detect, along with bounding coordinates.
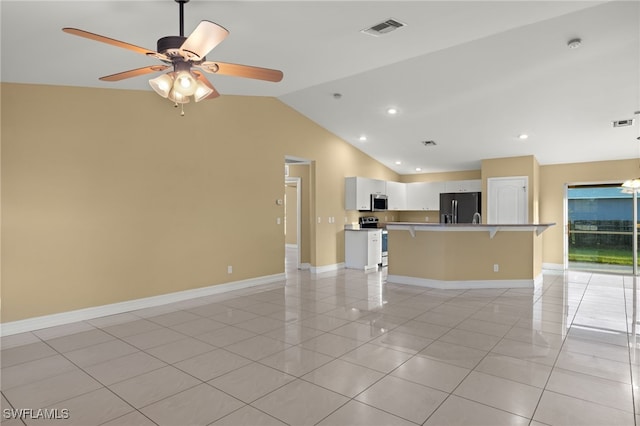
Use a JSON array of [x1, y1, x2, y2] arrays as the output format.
[[62, 0, 283, 112]]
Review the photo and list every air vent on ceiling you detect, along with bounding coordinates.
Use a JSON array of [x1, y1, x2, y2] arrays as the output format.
[[361, 19, 406, 37], [613, 119, 635, 127]]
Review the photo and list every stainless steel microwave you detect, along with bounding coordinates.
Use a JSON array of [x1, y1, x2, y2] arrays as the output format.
[[370, 194, 388, 211]]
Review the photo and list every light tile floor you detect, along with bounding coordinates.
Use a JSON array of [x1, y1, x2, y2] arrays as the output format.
[[2, 250, 640, 425]]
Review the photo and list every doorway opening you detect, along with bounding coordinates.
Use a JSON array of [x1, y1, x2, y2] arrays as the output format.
[[285, 177, 301, 271], [566, 183, 637, 274], [284, 156, 312, 272]]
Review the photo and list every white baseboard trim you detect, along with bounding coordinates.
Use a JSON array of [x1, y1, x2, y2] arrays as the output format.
[[0, 273, 286, 337], [285, 244, 298, 249], [310, 263, 345, 274], [387, 274, 537, 290], [299, 263, 311, 271], [543, 263, 565, 271]]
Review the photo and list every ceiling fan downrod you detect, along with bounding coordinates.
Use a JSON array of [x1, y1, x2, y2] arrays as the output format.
[[176, 0, 189, 37]]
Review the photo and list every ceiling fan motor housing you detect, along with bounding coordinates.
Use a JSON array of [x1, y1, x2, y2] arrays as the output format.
[[157, 36, 187, 57]]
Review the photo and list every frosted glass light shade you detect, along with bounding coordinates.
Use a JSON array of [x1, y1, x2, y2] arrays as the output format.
[[193, 81, 213, 102], [149, 74, 173, 98], [173, 71, 197, 97], [168, 89, 190, 104]]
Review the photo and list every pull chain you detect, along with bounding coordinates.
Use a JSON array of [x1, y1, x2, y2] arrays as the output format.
[[172, 102, 186, 116]]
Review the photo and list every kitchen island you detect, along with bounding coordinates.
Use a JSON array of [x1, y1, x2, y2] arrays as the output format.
[[385, 222, 554, 289]]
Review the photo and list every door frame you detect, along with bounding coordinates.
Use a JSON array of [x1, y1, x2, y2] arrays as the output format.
[[285, 176, 302, 269], [564, 180, 637, 274]]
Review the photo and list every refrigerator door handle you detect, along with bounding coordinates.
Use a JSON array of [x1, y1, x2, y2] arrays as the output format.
[[452, 200, 458, 223]]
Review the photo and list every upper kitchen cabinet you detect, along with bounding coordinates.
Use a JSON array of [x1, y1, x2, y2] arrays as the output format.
[[385, 181, 407, 211], [444, 179, 482, 193], [406, 182, 444, 211], [345, 177, 386, 211]]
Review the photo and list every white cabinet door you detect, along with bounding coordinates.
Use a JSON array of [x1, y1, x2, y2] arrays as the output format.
[[345, 177, 386, 211], [406, 182, 444, 210], [424, 182, 444, 210], [444, 179, 481, 193], [345, 230, 381, 270], [368, 230, 382, 266], [385, 181, 407, 211]]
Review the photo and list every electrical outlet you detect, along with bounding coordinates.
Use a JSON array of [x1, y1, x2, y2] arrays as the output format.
[[227, 265, 233, 274], [276, 217, 281, 225], [493, 264, 499, 272]]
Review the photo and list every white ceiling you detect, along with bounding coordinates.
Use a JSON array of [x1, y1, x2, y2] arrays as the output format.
[[2, 1, 639, 174]]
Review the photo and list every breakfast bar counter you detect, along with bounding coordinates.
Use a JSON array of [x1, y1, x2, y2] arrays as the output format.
[[385, 222, 555, 289]]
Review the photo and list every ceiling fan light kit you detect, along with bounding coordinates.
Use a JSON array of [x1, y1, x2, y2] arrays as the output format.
[[62, 0, 283, 115], [621, 111, 640, 193]]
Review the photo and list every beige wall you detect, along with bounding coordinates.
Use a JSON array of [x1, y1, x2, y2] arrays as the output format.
[[539, 159, 637, 266], [399, 170, 481, 183], [3, 82, 637, 323], [1, 83, 398, 322]]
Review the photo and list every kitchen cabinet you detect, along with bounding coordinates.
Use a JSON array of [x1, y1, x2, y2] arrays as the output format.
[[406, 182, 444, 211], [444, 179, 481, 193], [345, 177, 386, 211], [345, 229, 381, 270], [385, 181, 407, 211]]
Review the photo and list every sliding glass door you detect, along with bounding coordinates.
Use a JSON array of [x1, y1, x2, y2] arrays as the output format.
[[567, 184, 638, 274]]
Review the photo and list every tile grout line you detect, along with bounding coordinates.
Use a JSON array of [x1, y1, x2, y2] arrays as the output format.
[[526, 273, 579, 425], [35, 333, 161, 426]]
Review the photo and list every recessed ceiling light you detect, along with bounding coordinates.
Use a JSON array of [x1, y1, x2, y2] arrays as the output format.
[[415, 167, 422, 172], [359, 135, 367, 142], [395, 161, 402, 165], [518, 134, 529, 140], [386, 107, 398, 115]]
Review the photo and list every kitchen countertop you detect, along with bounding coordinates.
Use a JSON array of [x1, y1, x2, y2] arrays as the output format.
[[385, 222, 555, 238]]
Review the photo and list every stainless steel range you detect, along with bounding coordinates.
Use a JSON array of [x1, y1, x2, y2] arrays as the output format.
[[358, 216, 379, 229]]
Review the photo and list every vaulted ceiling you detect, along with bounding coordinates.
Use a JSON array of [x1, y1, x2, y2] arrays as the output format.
[[2, 1, 638, 173]]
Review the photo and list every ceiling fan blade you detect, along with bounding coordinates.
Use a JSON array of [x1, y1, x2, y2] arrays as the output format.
[[193, 72, 220, 101], [99, 65, 169, 82], [180, 21, 229, 60], [199, 61, 283, 82], [63, 28, 158, 56]]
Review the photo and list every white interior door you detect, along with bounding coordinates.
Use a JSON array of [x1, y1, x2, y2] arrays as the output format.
[[488, 177, 528, 224]]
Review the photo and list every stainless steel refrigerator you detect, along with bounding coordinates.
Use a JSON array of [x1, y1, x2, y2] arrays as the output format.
[[440, 192, 482, 223]]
